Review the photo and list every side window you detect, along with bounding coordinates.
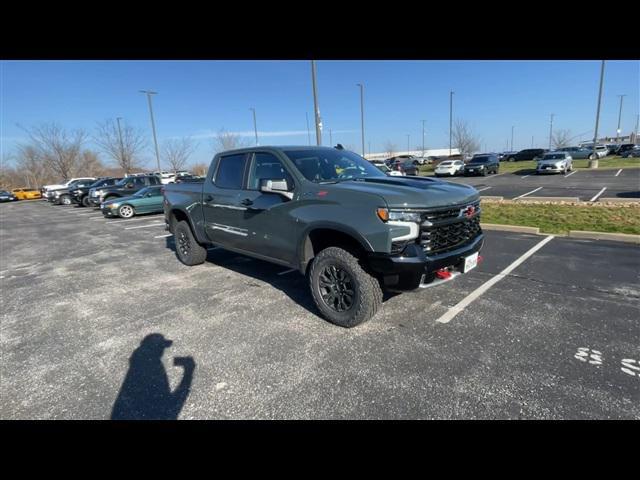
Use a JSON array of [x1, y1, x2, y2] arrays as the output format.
[[134, 177, 146, 186], [215, 154, 248, 189], [247, 153, 294, 190]]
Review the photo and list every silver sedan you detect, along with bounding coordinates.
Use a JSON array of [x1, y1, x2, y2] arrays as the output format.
[[536, 152, 573, 174]]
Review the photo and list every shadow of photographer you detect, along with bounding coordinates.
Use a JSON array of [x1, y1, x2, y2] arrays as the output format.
[[111, 333, 195, 420]]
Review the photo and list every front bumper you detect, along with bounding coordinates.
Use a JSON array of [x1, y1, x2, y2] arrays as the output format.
[[536, 165, 564, 173], [367, 233, 484, 291], [463, 168, 485, 176]]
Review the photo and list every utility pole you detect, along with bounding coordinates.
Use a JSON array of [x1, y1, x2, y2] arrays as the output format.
[[249, 108, 258, 145], [511, 126, 514, 151], [449, 91, 454, 156], [357, 83, 365, 157], [116, 117, 125, 170], [616, 94, 626, 142], [305, 112, 311, 146], [590, 60, 606, 169], [422, 120, 426, 157], [548, 114, 555, 149], [139, 90, 161, 175], [310, 61, 322, 145]]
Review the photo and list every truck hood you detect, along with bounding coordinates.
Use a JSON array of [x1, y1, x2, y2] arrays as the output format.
[[327, 176, 479, 208]]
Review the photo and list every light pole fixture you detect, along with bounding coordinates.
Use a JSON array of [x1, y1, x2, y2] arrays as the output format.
[[310, 61, 322, 146], [357, 83, 365, 157], [616, 94, 626, 141], [549, 113, 555, 149], [590, 60, 606, 168], [139, 90, 161, 175], [249, 108, 258, 145]]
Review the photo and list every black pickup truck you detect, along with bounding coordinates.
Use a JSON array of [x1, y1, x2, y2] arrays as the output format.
[[89, 175, 162, 206], [70, 177, 122, 207], [163, 146, 484, 327]]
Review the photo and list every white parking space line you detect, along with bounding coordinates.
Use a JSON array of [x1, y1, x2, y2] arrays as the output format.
[[564, 170, 578, 178], [513, 187, 542, 200], [615, 169, 622, 177], [590, 187, 607, 202], [277, 268, 297, 276], [154, 234, 172, 238], [436, 235, 555, 324], [476, 186, 492, 192], [521, 174, 531, 179], [124, 223, 165, 230], [103, 216, 163, 224]]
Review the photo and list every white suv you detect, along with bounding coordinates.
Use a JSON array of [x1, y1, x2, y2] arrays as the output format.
[[434, 160, 464, 177]]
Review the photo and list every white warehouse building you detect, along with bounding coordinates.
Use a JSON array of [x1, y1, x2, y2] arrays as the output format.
[[364, 148, 460, 161]]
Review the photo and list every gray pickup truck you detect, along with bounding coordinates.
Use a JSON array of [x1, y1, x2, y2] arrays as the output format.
[[163, 146, 484, 327]]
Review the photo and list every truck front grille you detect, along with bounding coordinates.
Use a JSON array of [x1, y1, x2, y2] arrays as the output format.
[[420, 202, 481, 254]]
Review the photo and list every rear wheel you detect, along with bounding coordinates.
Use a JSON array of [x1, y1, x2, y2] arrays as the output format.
[[175, 220, 207, 266], [81, 196, 91, 207], [117, 204, 135, 219], [309, 246, 383, 328]]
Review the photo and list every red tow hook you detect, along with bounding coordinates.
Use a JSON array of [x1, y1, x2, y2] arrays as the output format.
[[435, 268, 452, 280]]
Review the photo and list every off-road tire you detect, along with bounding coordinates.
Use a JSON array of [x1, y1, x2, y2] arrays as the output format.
[[309, 246, 383, 328], [175, 220, 207, 266]]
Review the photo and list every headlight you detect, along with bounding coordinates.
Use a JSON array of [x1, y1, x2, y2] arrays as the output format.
[[108, 203, 119, 209], [388, 210, 421, 222]]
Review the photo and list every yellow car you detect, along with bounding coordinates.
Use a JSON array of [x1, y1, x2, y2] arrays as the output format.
[[12, 188, 42, 200]]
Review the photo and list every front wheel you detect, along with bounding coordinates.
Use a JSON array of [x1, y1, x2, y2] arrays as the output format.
[[81, 196, 91, 207], [508, 157, 515, 162], [174, 220, 207, 266], [60, 195, 72, 205], [117, 204, 135, 219], [589, 154, 597, 160], [309, 246, 383, 328]]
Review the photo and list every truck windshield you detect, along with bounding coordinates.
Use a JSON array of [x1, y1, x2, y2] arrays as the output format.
[[283, 149, 386, 183]]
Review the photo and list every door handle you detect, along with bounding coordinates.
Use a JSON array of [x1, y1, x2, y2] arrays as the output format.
[[240, 198, 253, 206]]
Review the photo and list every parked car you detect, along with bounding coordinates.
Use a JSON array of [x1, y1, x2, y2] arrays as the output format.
[[616, 144, 638, 156], [605, 144, 620, 155], [11, 188, 42, 200], [397, 159, 419, 176], [101, 185, 165, 219], [505, 149, 547, 162], [41, 177, 96, 200], [434, 160, 465, 177], [48, 179, 97, 205], [90, 175, 162, 206], [70, 177, 122, 207], [386, 155, 421, 167], [374, 163, 404, 177], [557, 146, 592, 159], [152, 171, 178, 185], [620, 145, 640, 158], [463, 154, 500, 176], [536, 152, 573, 174], [0, 190, 18, 202], [164, 146, 484, 328], [174, 174, 206, 183]]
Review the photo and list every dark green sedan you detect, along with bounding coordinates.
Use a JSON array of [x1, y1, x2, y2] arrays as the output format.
[[101, 186, 164, 218]]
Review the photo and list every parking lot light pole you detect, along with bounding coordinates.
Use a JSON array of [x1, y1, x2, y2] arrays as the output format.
[[139, 90, 161, 175], [116, 117, 125, 168], [510, 126, 514, 151], [590, 60, 606, 169], [616, 94, 626, 142], [311, 61, 322, 146], [357, 83, 365, 156], [250, 108, 258, 145], [548, 114, 555, 149], [449, 91, 454, 156]]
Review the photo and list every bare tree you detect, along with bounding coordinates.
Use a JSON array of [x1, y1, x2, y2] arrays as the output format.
[[78, 150, 107, 177], [20, 122, 87, 180], [162, 137, 198, 173], [15, 144, 53, 188], [94, 119, 147, 174], [212, 128, 250, 153], [383, 141, 397, 158], [552, 129, 572, 149], [452, 120, 481, 158], [190, 162, 209, 176]]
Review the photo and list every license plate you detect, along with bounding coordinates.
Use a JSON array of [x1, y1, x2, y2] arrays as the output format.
[[463, 252, 479, 273], [469, 169, 474, 172]]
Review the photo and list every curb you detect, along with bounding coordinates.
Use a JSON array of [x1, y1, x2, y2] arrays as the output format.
[[568, 230, 640, 244], [516, 196, 580, 202], [598, 197, 640, 203], [480, 223, 540, 234], [480, 196, 504, 201]]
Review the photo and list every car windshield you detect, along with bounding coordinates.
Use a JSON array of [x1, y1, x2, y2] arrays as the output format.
[[283, 149, 386, 183], [0, 190, 9, 195], [470, 157, 490, 163], [543, 154, 565, 160], [438, 161, 452, 166], [375, 164, 390, 172]]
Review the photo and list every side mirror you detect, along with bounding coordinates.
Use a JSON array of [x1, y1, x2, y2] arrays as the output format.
[[126, 183, 134, 188], [260, 178, 293, 200]]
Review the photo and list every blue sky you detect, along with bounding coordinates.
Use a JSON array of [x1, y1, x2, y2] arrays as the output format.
[[1, 60, 638, 167]]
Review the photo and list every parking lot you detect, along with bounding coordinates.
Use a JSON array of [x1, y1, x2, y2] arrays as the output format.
[[438, 167, 640, 202], [1, 199, 639, 419]]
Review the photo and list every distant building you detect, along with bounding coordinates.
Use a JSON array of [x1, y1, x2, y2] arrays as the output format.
[[364, 148, 460, 161]]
